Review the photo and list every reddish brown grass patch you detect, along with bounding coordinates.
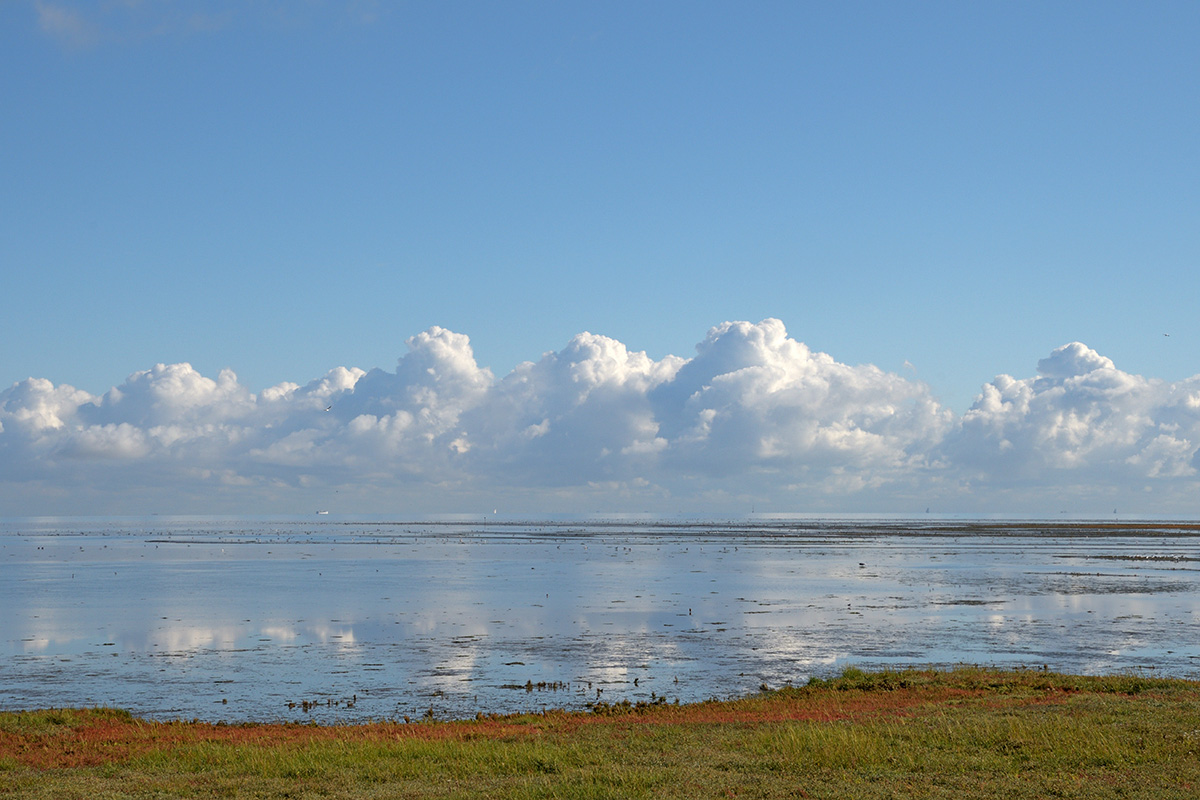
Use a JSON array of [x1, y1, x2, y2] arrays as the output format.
[[0, 684, 1101, 771]]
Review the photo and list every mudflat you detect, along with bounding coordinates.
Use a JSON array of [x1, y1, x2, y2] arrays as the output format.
[[4, 516, 1200, 723]]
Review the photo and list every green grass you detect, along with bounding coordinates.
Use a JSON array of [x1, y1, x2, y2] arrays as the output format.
[[3, 667, 1200, 798]]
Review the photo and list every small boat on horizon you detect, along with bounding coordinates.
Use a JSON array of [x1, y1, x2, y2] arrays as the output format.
[[316, 510, 329, 515]]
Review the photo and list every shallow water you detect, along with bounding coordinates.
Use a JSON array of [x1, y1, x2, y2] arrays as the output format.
[[3, 516, 1199, 723]]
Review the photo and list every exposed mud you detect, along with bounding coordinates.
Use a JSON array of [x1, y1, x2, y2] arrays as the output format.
[[3, 516, 1199, 723]]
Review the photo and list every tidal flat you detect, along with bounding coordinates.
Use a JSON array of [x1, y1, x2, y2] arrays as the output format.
[[2, 516, 1198, 723]]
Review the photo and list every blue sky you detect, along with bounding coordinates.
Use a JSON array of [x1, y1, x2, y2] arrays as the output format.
[[2, 1, 1198, 516]]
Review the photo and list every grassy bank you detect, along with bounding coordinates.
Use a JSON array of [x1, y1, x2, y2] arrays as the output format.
[[3, 667, 1199, 798]]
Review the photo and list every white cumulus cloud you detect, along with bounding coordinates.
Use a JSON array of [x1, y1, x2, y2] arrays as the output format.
[[461, 331, 683, 484], [3, 324, 1200, 514], [650, 320, 952, 480], [944, 341, 1200, 486]]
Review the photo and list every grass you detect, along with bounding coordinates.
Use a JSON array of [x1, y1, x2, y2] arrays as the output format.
[[2, 666, 1199, 798]]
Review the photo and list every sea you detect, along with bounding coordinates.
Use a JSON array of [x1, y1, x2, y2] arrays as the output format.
[[2, 514, 1199, 723]]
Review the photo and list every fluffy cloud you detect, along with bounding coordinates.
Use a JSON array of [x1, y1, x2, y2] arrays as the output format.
[[651, 320, 952, 477], [245, 327, 493, 480], [945, 342, 1200, 485], [3, 323, 1199, 514], [461, 331, 684, 484], [0, 377, 96, 436], [85, 362, 256, 428]]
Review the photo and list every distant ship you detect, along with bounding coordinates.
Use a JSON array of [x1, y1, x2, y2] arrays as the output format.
[[316, 510, 329, 515]]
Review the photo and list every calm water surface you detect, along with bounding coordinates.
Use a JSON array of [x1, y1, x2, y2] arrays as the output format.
[[3, 516, 1199, 722]]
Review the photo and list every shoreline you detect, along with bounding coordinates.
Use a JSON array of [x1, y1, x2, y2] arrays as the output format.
[[5, 666, 1199, 798], [3, 664, 1196, 728]]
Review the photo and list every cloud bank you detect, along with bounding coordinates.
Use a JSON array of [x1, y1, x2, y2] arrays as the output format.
[[3, 320, 1198, 515]]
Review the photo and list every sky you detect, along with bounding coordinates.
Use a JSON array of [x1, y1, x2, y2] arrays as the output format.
[[2, 1, 1198, 517]]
